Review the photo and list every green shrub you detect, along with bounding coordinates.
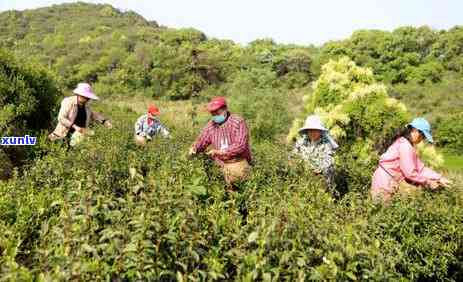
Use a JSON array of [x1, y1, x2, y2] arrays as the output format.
[[230, 88, 291, 142], [0, 98, 462, 280], [1, 3, 463, 280], [406, 60, 445, 84], [0, 49, 60, 134], [435, 112, 463, 154], [320, 26, 463, 84], [273, 49, 314, 88], [0, 48, 61, 169]]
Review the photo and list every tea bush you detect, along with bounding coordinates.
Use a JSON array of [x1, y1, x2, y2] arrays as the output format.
[[0, 48, 61, 178], [0, 48, 60, 135], [1, 3, 463, 280], [1, 94, 462, 280]]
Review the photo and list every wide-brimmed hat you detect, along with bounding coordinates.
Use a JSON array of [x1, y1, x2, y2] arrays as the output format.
[[73, 83, 99, 100], [298, 115, 327, 133], [207, 96, 227, 112], [408, 117, 433, 143]]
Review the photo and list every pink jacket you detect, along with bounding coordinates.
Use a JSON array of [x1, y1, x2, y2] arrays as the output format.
[[48, 96, 106, 141], [371, 137, 441, 193]]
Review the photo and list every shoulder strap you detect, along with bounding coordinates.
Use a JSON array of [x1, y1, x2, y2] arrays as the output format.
[[379, 163, 400, 184]]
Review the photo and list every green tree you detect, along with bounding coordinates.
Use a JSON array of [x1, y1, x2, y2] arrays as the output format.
[[0, 48, 60, 175]]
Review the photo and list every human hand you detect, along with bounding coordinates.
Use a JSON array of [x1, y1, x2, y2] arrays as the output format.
[[188, 146, 197, 156], [104, 120, 113, 129], [73, 125, 84, 133], [135, 135, 146, 146], [428, 180, 440, 190], [206, 149, 224, 157], [439, 177, 452, 188], [206, 149, 219, 156]]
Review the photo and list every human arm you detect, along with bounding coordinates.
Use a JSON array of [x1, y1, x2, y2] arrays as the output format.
[[91, 110, 112, 128], [57, 99, 74, 129], [316, 144, 335, 175], [157, 122, 170, 138], [134, 116, 146, 136], [398, 142, 441, 186], [190, 126, 212, 155]]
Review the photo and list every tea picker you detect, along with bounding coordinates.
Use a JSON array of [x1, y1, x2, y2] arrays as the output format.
[[188, 96, 252, 190], [371, 117, 452, 203], [290, 115, 339, 197], [134, 104, 170, 146], [48, 82, 112, 146]]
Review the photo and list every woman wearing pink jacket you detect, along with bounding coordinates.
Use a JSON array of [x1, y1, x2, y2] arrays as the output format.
[[371, 118, 451, 202]]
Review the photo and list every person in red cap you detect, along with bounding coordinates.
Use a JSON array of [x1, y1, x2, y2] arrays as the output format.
[[134, 104, 170, 145], [189, 96, 252, 188]]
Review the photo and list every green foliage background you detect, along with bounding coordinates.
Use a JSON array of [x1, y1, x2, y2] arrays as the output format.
[[0, 3, 462, 280], [0, 48, 60, 179]]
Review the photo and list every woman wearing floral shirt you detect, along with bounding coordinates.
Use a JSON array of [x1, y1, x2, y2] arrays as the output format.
[[292, 115, 339, 195]]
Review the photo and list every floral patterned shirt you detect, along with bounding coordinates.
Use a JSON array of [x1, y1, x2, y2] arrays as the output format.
[[134, 114, 170, 138], [292, 135, 336, 187]]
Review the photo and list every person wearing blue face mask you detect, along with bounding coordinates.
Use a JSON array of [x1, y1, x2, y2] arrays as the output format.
[[189, 96, 252, 189]]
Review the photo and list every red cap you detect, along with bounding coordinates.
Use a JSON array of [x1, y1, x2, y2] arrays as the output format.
[[148, 104, 160, 116], [207, 96, 227, 112]]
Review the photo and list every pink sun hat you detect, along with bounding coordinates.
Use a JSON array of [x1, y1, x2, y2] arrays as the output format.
[[73, 83, 99, 100]]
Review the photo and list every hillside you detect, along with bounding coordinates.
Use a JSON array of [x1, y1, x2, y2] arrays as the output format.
[[1, 3, 463, 280], [2, 3, 462, 89], [0, 2, 318, 100], [1, 3, 462, 150]]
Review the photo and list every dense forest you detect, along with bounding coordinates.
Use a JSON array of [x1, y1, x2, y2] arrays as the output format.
[[1, 2, 462, 280]]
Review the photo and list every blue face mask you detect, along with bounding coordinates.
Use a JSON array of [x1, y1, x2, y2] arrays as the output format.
[[212, 113, 226, 124]]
